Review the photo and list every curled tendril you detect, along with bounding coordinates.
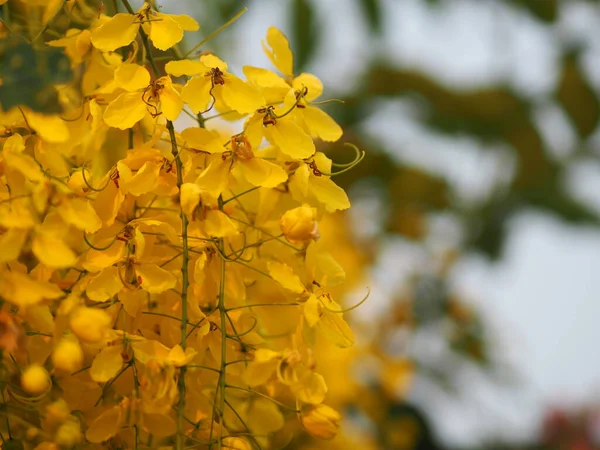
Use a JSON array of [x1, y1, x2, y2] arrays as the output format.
[[81, 167, 111, 192], [226, 231, 248, 260], [83, 233, 118, 251], [321, 287, 370, 314], [310, 98, 345, 106], [316, 143, 366, 176], [228, 316, 258, 338]]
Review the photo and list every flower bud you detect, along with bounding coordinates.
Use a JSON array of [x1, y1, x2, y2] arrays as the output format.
[[21, 364, 51, 395], [52, 338, 84, 372], [69, 307, 111, 343], [280, 205, 320, 245], [300, 404, 341, 440]]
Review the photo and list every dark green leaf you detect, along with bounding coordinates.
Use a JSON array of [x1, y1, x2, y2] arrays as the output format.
[[358, 0, 382, 34]]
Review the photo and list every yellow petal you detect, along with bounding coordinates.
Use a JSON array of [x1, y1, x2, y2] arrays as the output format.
[[131, 339, 170, 364], [220, 75, 264, 114], [167, 345, 197, 367], [243, 398, 285, 435], [301, 106, 343, 142], [114, 63, 151, 91], [243, 66, 290, 94], [293, 73, 323, 101], [262, 26, 294, 77], [200, 54, 228, 71], [59, 198, 102, 233], [309, 176, 350, 212], [124, 161, 161, 196], [142, 413, 176, 437], [180, 182, 202, 218], [3, 133, 25, 153], [165, 59, 207, 76], [86, 267, 124, 301], [204, 210, 238, 238], [291, 372, 327, 404], [306, 242, 345, 287], [265, 119, 315, 159], [3, 152, 44, 182], [267, 262, 306, 294], [83, 240, 126, 273], [103, 92, 147, 129], [90, 345, 123, 382], [195, 155, 230, 198], [1, 271, 64, 307], [169, 14, 199, 31], [118, 289, 145, 317], [159, 77, 184, 121], [135, 263, 176, 294], [304, 294, 321, 327], [318, 301, 354, 348], [0, 229, 28, 263], [91, 13, 138, 52], [180, 127, 224, 153], [147, 13, 184, 51], [32, 233, 77, 269], [235, 158, 287, 188], [85, 406, 123, 443], [26, 112, 69, 143], [181, 75, 213, 113], [93, 180, 125, 226], [69, 307, 112, 343]]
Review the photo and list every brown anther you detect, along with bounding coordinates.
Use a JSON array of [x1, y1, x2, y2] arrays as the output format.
[[162, 158, 174, 173], [231, 134, 253, 160], [308, 161, 322, 177], [110, 169, 120, 187], [209, 322, 218, 332], [207, 67, 225, 85]]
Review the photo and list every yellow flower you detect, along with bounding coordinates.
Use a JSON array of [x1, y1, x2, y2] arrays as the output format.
[[91, 2, 199, 52], [244, 27, 343, 142], [103, 64, 184, 129], [166, 54, 263, 114], [52, 337, 84, 372], [280, 204, 320, 244], [222, 437, 252, 450], [300, 404, 341, 440], [21, 364, 51, 395], [54, 418, 82, 448]]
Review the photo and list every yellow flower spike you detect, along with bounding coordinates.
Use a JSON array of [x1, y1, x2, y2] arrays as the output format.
[[280, 204, 320, 245], [69, 307, 112, 344], [21, 364, 51, 395], [300, 404, 341, 440], [262, 26, 294, 78], [52, 337, 84, 373]]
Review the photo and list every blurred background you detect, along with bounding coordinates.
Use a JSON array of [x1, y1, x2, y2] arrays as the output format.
[[170, 0, 600, 448]]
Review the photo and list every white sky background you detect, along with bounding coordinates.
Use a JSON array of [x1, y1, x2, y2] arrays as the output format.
[[168, 0, 600, 446]]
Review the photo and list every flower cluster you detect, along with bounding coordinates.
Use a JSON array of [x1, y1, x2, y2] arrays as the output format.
[[0, 1, 364, 449]]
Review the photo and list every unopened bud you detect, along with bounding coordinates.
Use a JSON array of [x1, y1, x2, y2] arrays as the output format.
[[280, 205, 320, 245], [69, 307, 111, 343], [21, 364, 51, 395], [300, 404, 341, 440]]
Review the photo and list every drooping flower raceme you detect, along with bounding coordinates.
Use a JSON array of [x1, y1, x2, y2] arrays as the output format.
[[0, 2, 364, 448]]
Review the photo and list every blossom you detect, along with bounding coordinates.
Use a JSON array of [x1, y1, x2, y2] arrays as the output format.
[[280, 204, 320, 244], [91, 2, 199, 52]]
